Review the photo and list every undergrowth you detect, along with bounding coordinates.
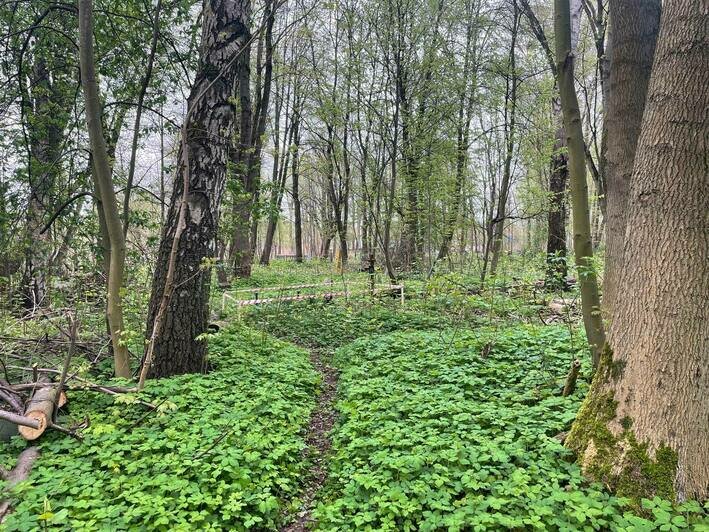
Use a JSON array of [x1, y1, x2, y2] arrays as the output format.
[[0, 326, 318, 531], [310, 327, 707, 531]]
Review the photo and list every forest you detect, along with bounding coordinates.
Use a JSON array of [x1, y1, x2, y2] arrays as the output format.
[[0, 0, 707, 529]]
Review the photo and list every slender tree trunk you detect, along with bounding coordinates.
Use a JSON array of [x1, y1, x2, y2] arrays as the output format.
[[292, 109, 303, 262], [567, 0, 708, 501], [78, 0, 130, 378], [490, 2, 520, 277], [231, 0, 275, 277], [518, 0, 571, 286], [602, 0, 660, 320], [145, 0, 246, 378], [259, 76, 285, 266], [554, 0, 605, 368], [122, 0, 163, 238], [229, 8, 254, 278]]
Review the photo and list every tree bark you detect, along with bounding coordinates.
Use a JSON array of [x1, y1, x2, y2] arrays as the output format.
[[546, 98, 569, 287], [229, 4, 254, 278], [78, 0, 131, 378], [602, 0, 660, 321], [21, 52, 67, 311], [554, 0, 606, 368], [567, 0, 708, 503], [231, 0, 275, 277], [292, 108, 303, 262], [145, 0, 246, 378]]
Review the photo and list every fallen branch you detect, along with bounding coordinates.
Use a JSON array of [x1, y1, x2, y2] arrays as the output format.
[[0, 410, 40, 430], [0, 447, 40, 522], [0, 380, 24, 414]]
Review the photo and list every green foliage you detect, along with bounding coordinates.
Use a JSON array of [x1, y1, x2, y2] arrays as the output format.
[[245, 299, 453, 352], [0, 325, 318, 531], [308, 325, 707, 531]]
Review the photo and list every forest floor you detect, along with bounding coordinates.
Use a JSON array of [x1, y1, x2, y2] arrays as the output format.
[[0, 260, 707, 530], [282, 349, 339, 532]]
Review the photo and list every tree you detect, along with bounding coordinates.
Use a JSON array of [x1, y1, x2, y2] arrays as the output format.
[[486, 0, 520, 280], [567, 0, 708, 503], [518, 0, 570, 288], [144, 0, 248, 378], [78, 0, 131, 378], [554, 0, 605, 368], [602, 0, 660, 319]]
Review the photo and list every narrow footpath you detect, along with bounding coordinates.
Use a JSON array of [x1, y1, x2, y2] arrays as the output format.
[[282, 349, 339, 532]]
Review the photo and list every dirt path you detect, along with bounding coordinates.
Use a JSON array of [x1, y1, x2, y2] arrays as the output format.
[[281, 349, 339, 532]]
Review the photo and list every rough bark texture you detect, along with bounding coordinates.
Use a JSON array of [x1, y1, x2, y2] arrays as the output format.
[[602, 0, 660, 321], [554, 0, 606, 367], [146, 0, 246, 377], [567, 0, 708, 502]]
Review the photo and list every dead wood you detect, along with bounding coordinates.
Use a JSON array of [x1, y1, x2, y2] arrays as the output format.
[[562, 359, 581, 397], [0, 447, 40, 522]]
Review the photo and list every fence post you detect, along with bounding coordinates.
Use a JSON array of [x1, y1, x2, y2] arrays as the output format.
[[400, 285, 405, 306]]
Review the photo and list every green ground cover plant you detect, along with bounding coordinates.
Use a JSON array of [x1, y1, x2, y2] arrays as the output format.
[[0, 326, 318, 531], [310, 326, 707, 531]]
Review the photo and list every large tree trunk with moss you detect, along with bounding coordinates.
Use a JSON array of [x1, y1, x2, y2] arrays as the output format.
[[567, 0, 708, 502], [145, 0, 246, 378], [78, 0, 131, 378], [602, 0, 660, 320], [554, 0, 606, 367]]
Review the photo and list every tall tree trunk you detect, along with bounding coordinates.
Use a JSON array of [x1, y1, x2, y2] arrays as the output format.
[[229, 5, 254, 278], [436, 0, 478, 265], [519, 0, 570, 285], [291, 108, 303, 262], [78, 0, 130, 378], [145, 0, 246, 378], [21, 55, 63, 311], [231, 0, 275, 277], [546, 98, 569, 287], [567, 0, 707, 502], [259, 76, 285, 266], [554, 0, 606, 368], [602, 0, 660, 320], [489, 1, 520, 277]]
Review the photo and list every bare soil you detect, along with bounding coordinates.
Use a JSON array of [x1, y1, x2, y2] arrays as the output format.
[[281, 349, 339, 532]]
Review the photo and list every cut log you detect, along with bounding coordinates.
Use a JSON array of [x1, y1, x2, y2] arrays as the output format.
[[18, 384, 58, 441]]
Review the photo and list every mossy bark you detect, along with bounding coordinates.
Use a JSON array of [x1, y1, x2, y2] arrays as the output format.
[[568, 0, 708, 503], [566, 346, 678, 505]]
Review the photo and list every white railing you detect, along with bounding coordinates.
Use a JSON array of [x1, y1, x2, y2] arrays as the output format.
[[221, 281, 404, 312]]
